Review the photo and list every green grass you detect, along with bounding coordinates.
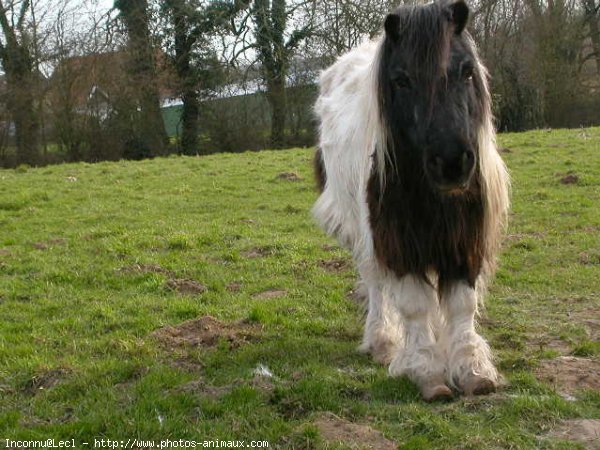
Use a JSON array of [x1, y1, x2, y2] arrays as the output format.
[[0, 127, 599, 449]]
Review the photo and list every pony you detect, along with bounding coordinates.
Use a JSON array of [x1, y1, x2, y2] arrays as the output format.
[[312, 0, 510, 401]]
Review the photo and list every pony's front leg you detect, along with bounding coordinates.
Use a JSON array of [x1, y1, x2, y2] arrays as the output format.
[[358, 284, 402, 364], [386, 275, 451, 401], [442, 281, 498, 395]]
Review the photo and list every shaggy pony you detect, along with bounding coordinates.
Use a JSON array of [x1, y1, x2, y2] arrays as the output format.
[[312, 0, 509, 400]]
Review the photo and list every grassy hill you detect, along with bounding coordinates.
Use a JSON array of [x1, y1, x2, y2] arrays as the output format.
[[0, 127, 599, 449]]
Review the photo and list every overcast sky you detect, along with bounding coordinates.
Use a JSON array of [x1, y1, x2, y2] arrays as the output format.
[[98, 0, 113, 12]]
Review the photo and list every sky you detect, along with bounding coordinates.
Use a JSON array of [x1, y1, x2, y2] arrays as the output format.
[[98, 0, 113, 12]]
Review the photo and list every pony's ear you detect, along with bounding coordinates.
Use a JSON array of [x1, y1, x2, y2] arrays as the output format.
[[384, 13, 401, 41], [447, 1, 469, 35]]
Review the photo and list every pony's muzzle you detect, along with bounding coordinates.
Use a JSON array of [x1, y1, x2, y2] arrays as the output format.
[[426, 147, 475, 193]]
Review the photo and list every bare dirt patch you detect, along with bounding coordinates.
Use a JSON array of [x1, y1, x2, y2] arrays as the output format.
[[165, 278, 207, 295], [177, 373, 274, 400], [23, 368, 70, 395], [578, 252, 600, 266], [318, 258, 351, 272], [250, 373, 276, 392], [33, 238, 67, 250], [313, 413, 397, 450], [581, 318, 600, 340], [169, 356, 204, 373], [253, 289, 287, 300], [535, 356, 600, 394], [564, 308, 600, 340], [277, 172, 302, 182], [559, 173, 579, 185], [153, 315, 261, 350], [545, 419, 600, 449], [529, 336, 572, 355], [499, 147, 512, 153], [226, 282, 243, 292]]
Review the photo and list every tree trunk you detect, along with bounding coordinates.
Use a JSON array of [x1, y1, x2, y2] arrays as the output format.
[[117, 0, 168, 156], [253, 0, 291, 149], [11, 82, 39, 165], [180, 88, 199, 154], [0, 0, 40, 166], [268, 77, 286, 149], [4, 48, 39, 165], [172, 5, 199, 155], [139, 83, 169, 156]]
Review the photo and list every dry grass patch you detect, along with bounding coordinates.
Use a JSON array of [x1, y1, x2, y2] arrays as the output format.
[[312, 413, 397, 450], [277, 172, 302, 181], [535, 356, 600, 394], [165, 278, 207, 295], [545, 419, 600, 449], [153, 315, 261, 350], [23, 367, 71, 395], [318, 258, 351, 272]]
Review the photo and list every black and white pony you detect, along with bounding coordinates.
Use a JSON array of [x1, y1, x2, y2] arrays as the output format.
[[313, 0, 510, 400]]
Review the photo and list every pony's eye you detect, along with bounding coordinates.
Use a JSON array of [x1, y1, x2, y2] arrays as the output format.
[[392, 71, 412, 89], [462, 63, 474, 82]]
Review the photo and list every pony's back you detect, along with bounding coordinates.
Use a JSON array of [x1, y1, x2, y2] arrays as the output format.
[[312, 40, 382, 254]]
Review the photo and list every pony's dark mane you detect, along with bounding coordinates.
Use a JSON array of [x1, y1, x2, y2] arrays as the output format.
[[368, 2, 489, 296], [367, 159, 485, 295]]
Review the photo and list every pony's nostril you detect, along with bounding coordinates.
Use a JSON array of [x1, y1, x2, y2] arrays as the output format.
[[462, 151, 475, 171]]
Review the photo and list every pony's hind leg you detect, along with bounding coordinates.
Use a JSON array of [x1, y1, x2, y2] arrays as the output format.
[[386, 275, 452, 401], [358, 284, 402, 364], [441, 281, 499, 395]]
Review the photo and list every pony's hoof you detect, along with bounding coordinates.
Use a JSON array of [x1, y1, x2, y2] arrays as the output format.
[[462, 375, 497, 396], [372, 350, 394, 365], [371, 343, 397, 365], [358, 339, 398, 365], [421, 384, 453, 402]]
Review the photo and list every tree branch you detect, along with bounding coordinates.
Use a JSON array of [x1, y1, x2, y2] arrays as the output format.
[[17, 0, 30, 30]]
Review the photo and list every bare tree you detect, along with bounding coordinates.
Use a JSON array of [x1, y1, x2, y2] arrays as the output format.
[[160, 0, 248, 155], [0, 0, 40, 165], [305, 0, 395, 61], [251, 0, 312, 148], [115, 0, 168, 157]]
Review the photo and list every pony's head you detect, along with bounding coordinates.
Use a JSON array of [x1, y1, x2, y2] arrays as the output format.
[[377, 0, 488, 195]]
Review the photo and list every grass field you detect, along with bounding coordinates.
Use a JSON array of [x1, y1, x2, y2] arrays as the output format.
[[0, 127, 599, 449]]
